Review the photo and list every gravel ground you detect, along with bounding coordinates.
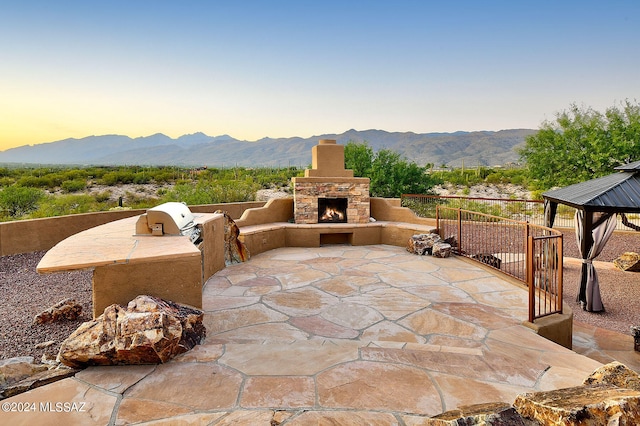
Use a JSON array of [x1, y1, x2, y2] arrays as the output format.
[[1, 232, 638, 362], [0, 252, 93, 360]]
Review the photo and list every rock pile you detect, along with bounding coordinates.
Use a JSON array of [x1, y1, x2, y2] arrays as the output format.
[[0, 356, 77, 400], [614, 252, 640, 272], [430, 361, 640, 425], [407, 233, 452, 258], [32, 298, 83, 324], [57, 295, 206, 368]]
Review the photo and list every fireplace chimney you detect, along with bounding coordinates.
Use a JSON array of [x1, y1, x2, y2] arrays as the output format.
[[305, 139, 354, 178]]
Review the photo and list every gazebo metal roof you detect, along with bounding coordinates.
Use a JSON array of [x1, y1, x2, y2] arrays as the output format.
[[543, 160, 640, 213]]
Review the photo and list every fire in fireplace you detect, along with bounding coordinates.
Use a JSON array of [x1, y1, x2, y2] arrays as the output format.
[[318, 198, 348, 223]]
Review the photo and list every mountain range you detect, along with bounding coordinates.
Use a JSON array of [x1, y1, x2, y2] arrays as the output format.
[[0, 129, 536, 168]]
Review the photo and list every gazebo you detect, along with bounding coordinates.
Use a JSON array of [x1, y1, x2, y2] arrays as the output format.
[[542, 160, 640, 312]]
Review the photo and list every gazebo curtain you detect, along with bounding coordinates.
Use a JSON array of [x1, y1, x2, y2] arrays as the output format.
[[543, 199, 557, 228], [574, 210, 617, 312]]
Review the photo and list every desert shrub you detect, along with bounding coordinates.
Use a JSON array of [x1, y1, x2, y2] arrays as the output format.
[[530, 190, 545, 201], [119, 191, 161, 209], [252, 167, 303, 188], [61, 169, 88, 181], [98, 171, 136, 185], [16, 175, 58, 188], [510, 174, 525, 186], [401, 199, 438, 218], [133, 174, 150, 184], [0, 186, 45, 217], [32, 194, 97, 217], [443, 198, 502, 217], [94, 191, 112, 203], [162, 180, 259, 205], [152, 171, 176, 184], [505, 201, 526, 215], [0, 177, 15, 187], [485, 173, 506, 184], [61, 179, 87, 193]]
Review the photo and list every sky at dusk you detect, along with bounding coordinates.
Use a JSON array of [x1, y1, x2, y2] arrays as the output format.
[[1, 0, 638, 151]]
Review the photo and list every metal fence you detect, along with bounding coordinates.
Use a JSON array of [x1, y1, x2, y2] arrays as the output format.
[[402, 194, 640, 231], [436, 206, 563, 322]]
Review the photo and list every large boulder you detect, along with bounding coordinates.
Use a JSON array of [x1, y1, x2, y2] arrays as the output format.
[[57, 295, 206, 368], [215, 210, 250, 265], [583, 361, 640, 391], [513, 384, 640, 425], [430, 362, 640, 425]]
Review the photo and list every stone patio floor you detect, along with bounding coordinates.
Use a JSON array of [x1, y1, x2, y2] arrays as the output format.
[[4, 244, 639, 425]]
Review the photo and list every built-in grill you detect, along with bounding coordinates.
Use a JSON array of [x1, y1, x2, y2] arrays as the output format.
[[136, 202, 201, 243]]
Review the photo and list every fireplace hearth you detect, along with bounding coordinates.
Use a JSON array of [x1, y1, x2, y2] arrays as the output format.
[[292, 139, 370, 224]]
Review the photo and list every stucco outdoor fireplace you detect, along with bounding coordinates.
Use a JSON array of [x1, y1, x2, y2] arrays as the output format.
[[292, 139, 370, 224]]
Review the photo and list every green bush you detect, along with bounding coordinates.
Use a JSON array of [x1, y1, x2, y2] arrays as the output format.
[[98, 171, 136, 185], [94, 191, 112, 203], [119, 191, 161, 209], [153, 171, 177, 184], [32, 194, 97, 217], [16, 175, 57, 188], [161, 180, 259, 205], [0, 177, 15, 187], [484, 173, 505, 184], [133, 174, 150, 184], [61, 179, 87, 193], [0, 186, 45, 217]]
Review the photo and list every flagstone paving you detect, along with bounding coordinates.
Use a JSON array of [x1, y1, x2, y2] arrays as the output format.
[[4, 244, 639, 425]]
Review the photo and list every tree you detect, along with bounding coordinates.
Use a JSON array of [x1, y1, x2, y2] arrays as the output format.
[[344, 141, 374, 177], [519, 100, 640, 189], [344, 141, 440, 197]]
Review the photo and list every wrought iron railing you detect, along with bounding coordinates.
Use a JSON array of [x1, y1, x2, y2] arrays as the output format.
[[403, 193, 640, 231], [436, 206, 563, 322]]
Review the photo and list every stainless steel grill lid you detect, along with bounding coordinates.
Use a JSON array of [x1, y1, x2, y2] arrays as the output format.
[[146, 202, 201, 242]]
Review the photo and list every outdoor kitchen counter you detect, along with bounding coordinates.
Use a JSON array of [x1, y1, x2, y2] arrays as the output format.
[[37, 214, 218, 273], [37, 213, 223, 317]]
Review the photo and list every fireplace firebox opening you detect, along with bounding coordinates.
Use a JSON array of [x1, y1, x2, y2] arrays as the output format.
[[318, 198, 348, 223]]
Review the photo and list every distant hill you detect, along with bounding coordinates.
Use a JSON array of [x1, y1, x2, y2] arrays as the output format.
[[0, 129, 536, 168]]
